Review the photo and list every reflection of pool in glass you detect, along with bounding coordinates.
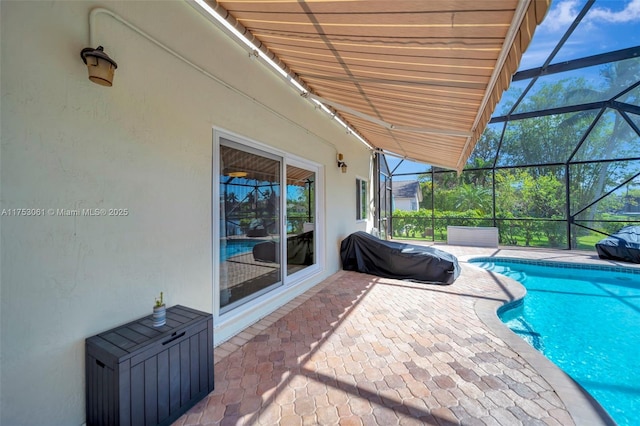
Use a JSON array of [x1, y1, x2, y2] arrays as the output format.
[[220, 239, 264, 261], [470, 258, 640, 426]]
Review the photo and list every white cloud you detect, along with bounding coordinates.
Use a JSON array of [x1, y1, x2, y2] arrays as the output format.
[[540, 0, 582, 32], [540, 0, 640, 32], [588, 0, 640, 23], [519, 41, 556, 68]]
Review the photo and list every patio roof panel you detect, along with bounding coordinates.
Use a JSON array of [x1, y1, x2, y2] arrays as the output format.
[[253, 32, 507, 62], [210, 0, 550, 171]]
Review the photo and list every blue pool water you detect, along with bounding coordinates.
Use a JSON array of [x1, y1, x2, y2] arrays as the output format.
[[470, 258, 640, 426], [220, 239, 262, 261]]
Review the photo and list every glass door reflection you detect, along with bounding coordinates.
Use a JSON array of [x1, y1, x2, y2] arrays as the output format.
[[285, 165, 316, 277], [219, 141, 282, 313]]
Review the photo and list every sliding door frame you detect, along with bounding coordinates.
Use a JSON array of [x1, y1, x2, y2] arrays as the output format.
[[212, 128, 325, 325]]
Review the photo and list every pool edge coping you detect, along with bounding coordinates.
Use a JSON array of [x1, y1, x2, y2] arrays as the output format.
[[468, 258, 618, 426]]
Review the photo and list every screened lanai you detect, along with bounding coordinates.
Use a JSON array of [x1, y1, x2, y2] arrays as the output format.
[[381, 0, 640, 250]]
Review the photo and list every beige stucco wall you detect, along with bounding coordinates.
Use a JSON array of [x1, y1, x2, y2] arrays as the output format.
[[0, 1, 371, 424]]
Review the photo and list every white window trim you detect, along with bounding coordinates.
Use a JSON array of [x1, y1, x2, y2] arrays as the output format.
[[356, 176, 368, 222]]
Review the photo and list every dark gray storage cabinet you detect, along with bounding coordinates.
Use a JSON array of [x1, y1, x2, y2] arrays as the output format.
[[86, 305, 214, 426]]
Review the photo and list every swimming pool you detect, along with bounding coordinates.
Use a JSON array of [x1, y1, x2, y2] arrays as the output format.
[[220, 239, 263, 261], [470, 258, 640, 426]]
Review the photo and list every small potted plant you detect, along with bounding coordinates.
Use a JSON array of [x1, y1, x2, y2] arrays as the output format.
[[152, 292, 166, 327]]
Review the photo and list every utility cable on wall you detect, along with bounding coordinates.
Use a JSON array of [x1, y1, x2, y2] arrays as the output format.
[[186, 0, 374, 151], [86, 6, 346, 152]]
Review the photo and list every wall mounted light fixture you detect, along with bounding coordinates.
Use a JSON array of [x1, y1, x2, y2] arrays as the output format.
[[337, 153, 348, 173], [80, 46, 118, 87]]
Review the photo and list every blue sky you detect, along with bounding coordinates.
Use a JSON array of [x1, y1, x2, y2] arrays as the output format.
[[495, 0, 640, 115], [520, 0, 640, 69]]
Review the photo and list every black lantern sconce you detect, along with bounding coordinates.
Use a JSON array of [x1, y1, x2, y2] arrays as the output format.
[[80, 46, 118, 87], [337, 153, 348, 173]]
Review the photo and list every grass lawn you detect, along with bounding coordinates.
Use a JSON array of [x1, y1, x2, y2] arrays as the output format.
[[393, 233, 601, 252]]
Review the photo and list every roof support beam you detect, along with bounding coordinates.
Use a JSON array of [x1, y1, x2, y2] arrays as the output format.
[[513, 46, 640, 81]]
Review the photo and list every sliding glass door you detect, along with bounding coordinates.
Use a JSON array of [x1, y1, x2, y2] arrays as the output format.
[[216, 134, 322, 315], [219, 140, 282, 313], [285, 164, 316, 278]]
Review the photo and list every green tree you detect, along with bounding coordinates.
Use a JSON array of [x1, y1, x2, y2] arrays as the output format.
[[454, 183, 492, 215], [418, 175, 433, 210], [466, 125, 500, 169], [397, 59, 640, 248], [498, 79, 596, 172]]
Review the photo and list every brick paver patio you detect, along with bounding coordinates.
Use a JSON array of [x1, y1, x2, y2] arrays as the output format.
[[174, 245, 629, 425]]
